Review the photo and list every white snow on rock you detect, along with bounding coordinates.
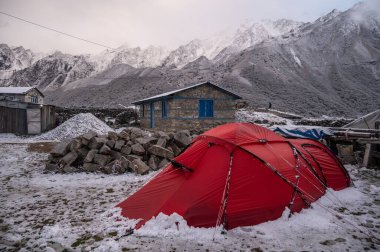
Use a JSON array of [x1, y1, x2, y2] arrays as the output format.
[[35, 113, 113, 141], [235, 108, 295, 126], [290, 48, 302, 66]]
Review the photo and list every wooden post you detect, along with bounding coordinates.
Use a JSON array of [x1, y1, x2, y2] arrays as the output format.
[[363, 143, 372, 167]]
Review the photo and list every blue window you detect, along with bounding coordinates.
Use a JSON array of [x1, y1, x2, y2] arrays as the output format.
[[31, 96, 38, 103], [162, 100, 168, 118], [199, 100, 214, 118]]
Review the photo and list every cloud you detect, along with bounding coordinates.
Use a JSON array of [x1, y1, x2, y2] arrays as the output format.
[[0, 0, 363, 54]]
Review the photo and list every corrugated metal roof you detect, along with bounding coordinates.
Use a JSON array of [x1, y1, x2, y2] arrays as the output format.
[[132, 81, 241, 104], [0, 87, 34, 94], [0, 86, 44, 97]]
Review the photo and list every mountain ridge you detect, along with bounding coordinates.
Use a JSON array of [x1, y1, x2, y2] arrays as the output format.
[[1, 1, 379, 117]]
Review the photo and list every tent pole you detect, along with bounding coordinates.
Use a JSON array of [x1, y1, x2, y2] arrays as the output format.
[[213, 151, 234, 239]]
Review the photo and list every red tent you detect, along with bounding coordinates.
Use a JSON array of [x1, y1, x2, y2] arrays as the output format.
[[117, 123, 350, 230]]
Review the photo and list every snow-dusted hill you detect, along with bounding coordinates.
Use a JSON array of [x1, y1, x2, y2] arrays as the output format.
[[1, 2, 379, 117]]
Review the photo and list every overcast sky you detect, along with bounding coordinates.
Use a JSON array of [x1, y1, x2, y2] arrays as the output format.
[[0, 0, 364, 54]]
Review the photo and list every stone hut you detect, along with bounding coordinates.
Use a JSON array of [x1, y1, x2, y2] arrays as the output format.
[[0, 86, 44, 104], [133, 81, 241, 131], [0, 87, 55, 134]]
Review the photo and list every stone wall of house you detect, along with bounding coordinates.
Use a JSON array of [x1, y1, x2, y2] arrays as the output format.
[[24, 89, 44, 104], [139, 84, 238, 132]]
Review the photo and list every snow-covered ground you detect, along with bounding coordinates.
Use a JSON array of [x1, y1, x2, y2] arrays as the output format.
[[236, 108, 295, 125], [0, 143, 379, 251], [0, 113, 113, 144]]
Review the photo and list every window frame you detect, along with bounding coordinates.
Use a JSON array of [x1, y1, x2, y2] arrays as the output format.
[[162, 99, 168, 118], [198, 99, 214, 118]]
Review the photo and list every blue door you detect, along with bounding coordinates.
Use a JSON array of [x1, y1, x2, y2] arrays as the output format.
[[150, 102, 154, 128], [199, 100, 214, 118]]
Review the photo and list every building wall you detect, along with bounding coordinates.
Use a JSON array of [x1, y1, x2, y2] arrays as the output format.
[[0, 89, 44, 104], [138, 84, 238, 131], [24, 89, 44, 104]]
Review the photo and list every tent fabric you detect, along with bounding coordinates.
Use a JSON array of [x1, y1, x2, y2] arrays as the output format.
[[271, 125, 334, 140], [343, 109, 380, 129], [117, 122, 350, 230]]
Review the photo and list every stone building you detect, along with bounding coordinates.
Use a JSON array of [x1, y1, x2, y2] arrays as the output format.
[[0, 86, 55, 134], [0, 86, 44, 104], [133, 81, 241, 131]]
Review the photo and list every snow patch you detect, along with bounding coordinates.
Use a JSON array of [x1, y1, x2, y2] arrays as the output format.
[[290, 48, 302, 66], [34, 113, 113, 141], [235, 109, 294, 126]]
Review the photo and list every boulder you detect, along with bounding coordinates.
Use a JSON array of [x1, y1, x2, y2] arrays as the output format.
[[50, 141, 70, 157], [88, 137, 107, 149], [103, 161, 117, 174], [119, 156, 130, 171], [129, 127, 145, 140], [156, 137, 167, 148], [69, 139, 82, 152], [158, 158, 170, 169], [84, 149, 98, 163], [136, 137, 157, 148], [108, 131, 118, 141], [169, 143, 182, 156], [61, 151, 79, 166], [47, 154, 60, 163], [110, 150, 122, 161], [93, 154, 110, 166], [131, 143, 145, 156], [174, 130, 192, 147], [99, 145, 112, 155], [104, 158, 128, 174], [114, 140, 126, 151], [148, 145, 174, 159], [118, 129, 130, 141], [120, 145, 132, 155], [77, 147, 89, 159], [126, 141, 133, 146], [83, 163, 101, 172], [168, 132, 175, 140], [126, 155, 143, 162], [81, 131, 97, 145], [131, 159, 150, 175], [45, 163, 60, 172], [63, 165, 76, 173], [154, 131, 170, 140], [106, 140, 115, 148], [148, 155, 159, 170]]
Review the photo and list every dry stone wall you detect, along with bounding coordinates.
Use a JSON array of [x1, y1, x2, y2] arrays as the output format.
[[45, 127, 194, 175]]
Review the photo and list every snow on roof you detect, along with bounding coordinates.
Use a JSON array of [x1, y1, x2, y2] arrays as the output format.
[[132, 81, 241, 104], [0, 86, 35, 94]]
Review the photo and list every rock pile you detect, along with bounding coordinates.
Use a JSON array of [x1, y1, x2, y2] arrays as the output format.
[[45, 127, 193, 175]]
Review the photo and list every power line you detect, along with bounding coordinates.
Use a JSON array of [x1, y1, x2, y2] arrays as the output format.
[[0, 11, 116, 51]]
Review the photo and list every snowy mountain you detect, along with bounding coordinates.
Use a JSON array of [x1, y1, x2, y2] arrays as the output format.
[[1, 1, 379, 117], [0, 44, 45, 81], [4, 51, 95, 90], [90, 45, 169, 71]]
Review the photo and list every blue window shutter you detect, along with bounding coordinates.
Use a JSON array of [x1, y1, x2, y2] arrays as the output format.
[[207, 100, 214, 117], [162, 100, 168, 118], [199, 100, 213, 118]]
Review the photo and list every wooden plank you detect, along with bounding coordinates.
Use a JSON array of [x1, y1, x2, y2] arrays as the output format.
[[357, 138, 380, 144], [332, 127, 380, 134], [363, 143, 372, 167]]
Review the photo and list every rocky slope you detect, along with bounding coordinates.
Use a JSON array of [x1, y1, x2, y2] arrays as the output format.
[[1, 2, 379, 117]]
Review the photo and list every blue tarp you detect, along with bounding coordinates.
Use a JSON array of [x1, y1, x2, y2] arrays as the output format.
[[271, 126, 334, 140]]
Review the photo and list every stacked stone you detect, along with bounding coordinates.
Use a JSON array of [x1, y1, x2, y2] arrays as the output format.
[[45, 127, 193, 175]]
